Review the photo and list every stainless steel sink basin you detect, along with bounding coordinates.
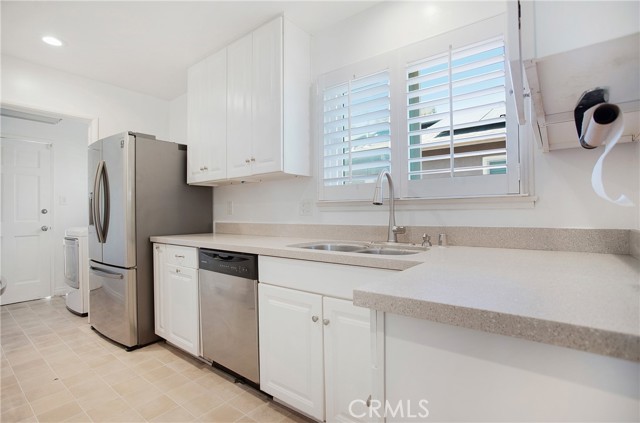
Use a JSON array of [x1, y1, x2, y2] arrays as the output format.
[[289, 241, 426, 255], [356, 248, 418, 255], [291, 242, 370, 252]]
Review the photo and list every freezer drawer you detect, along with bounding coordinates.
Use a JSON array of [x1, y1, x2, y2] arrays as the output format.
[[89, 261, 137, 347]]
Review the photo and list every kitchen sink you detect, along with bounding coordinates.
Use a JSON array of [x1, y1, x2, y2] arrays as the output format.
[[289, 241, 426, 255], [356, 248, 418, 255], [292, 242, 370, 252]]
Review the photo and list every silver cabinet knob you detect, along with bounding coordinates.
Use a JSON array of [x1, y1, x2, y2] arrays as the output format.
[[245, 159, 251, 164], [366, 395, 372, 407], [250, 157, 255, 162], [203, 166, 208, 171], [175, 268, 181, 273], [311, 316, 319, 322], [41, 209, 48, 214], [41, 226, 49, 231], [323, 319, 330, 326]]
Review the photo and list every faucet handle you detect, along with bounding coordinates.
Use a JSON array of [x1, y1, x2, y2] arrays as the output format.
[[392, 226, 406, 235], [422, 233, 432, 247]]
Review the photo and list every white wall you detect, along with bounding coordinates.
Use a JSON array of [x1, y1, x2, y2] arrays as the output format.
[[174, 1, 640, 230], [169, 93, 188, 145], [1, 115, 90, 296], [1, 55, 171, 141]]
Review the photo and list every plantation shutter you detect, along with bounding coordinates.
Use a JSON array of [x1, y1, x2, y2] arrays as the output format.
[[323, 71, 391, 187], [407, 36, 509, 182]]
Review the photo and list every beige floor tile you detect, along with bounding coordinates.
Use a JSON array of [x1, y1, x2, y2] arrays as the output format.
[[166, 381, 210, 405], [62, 411, 92, 422], [100, 366, 140, 386], [180, 393, 225, 418], [0, 390, 29, 411], [1, 373, 19, 389], [133, 356, 165, 374], [228, 390, 269, 414], [111, 374, 155, 396], [134, 393, 180, 420], [21, 378, 66, 402], [29, 389, 75, 415], [151, 406, 196, 423], [36, 400, 83, 422], [235, 416, 258, 423], [1, 403, 35, 422], [74, 386, 120, 411], [85, 397, 134, 421], [141, 363, 178, 383], [154, 372, 192, 392], [206, 380, 245, 401], [246, 403, 291, 423], [107, 407, 147, 422], [198, 404, 245, 423]]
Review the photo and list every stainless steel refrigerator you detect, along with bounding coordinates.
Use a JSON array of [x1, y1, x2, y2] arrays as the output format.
[[88, 132, 212, 349]]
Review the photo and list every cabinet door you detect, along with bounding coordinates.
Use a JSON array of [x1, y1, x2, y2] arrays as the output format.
[[251, 17, 283, 175], [324, 297, 372, 423], [165, 264, 199, 356], [226, 33, 254, 179], [187, 50, 227, 184], [259, 284, 324, 421], [187, 61, 207, 184], [201, 50, 228, 182], [153, 244, 167, 338]]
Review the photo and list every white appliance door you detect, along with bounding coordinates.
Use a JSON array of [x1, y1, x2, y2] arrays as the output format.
[[89, 261, 137, 347], [63, 237, 79, 289]]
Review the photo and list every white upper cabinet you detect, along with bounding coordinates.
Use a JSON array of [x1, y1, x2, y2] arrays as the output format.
[[187, 49, 228, 184], [227, 33, 254, 178], [188, 16, 310, 185]]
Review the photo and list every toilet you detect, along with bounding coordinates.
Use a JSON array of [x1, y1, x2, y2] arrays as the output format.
[[63, 227, 89, 316]]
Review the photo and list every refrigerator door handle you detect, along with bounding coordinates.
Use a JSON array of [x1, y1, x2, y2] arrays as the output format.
[[92, 161, 104, 243], [90, 266, 124, 280], [101, 162, 110, 242], [88, 193, 94, 226]]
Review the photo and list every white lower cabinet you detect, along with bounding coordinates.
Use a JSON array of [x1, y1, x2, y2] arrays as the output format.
[[153, 243, 200, 356], [259, 283, 372, 422], [323, 297, 372, 423]]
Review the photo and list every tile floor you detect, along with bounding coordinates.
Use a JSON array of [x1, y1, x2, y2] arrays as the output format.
[[1, 297, 312, 423]]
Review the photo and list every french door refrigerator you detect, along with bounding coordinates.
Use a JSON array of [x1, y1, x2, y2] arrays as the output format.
[[89, 132, 212, 349]]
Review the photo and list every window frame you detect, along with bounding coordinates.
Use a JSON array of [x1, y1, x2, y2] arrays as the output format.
[[316, 14, 525, 203]]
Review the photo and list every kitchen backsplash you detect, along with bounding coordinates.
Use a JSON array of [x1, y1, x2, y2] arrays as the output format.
[[215, 222, 633, 256]]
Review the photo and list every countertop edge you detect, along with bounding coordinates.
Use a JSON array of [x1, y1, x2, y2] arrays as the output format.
[[353, 290, 640, 362]]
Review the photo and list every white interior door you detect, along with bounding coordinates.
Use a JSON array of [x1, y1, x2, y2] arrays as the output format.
[[1, 138, 53, 305]]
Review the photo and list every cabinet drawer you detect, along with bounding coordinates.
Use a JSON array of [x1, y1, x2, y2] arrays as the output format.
[[164, 245, 198, 269]]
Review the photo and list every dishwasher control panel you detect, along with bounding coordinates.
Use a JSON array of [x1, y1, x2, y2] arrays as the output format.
[[199, 249, 258, 280]]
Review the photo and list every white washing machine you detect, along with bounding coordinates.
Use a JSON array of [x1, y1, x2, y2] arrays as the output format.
[[63, 227, 89, 316]]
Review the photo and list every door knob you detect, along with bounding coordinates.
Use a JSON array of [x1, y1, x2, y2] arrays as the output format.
[[323, 319, 330, 326], [41, 209, 48, 214], [41, 226, 49, 231], [311, 316, 319, 322]]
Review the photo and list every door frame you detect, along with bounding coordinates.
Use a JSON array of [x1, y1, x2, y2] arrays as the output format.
[[1, 102, 99, 301]]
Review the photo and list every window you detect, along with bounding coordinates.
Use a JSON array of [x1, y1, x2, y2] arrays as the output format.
[[323, 71, 391, 187], [318, 15, 522, 202]]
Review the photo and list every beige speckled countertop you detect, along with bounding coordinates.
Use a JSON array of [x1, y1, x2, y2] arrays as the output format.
[[150, 233, 640, 362]]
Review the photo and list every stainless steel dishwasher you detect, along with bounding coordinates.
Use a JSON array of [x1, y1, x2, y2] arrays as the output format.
[[198, 249, 259, 385]]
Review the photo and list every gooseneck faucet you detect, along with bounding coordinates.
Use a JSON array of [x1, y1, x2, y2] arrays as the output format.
[[373, 170, 405, 243]]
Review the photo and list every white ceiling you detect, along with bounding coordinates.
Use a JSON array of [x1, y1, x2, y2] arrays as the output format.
[[1, 1, 380, 100]]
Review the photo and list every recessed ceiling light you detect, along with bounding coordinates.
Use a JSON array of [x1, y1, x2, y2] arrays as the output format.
[[42, 36, 63, 47]]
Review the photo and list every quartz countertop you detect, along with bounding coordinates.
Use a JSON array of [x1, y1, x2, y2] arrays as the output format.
[[150, 233, 640, 362]]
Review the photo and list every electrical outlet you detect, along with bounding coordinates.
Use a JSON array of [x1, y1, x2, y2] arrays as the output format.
[[299, 199, 313, 216], [226, 201, 234, 215]]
